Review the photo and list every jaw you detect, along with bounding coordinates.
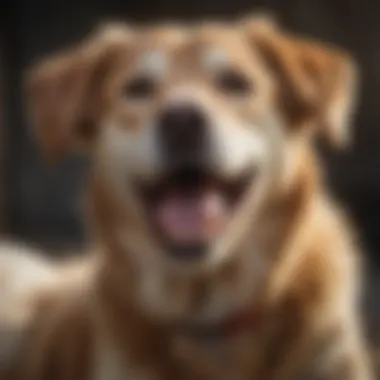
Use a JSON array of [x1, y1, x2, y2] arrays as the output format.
[[92, 137, 283, 323], [119, 224, 270, 323], [135, 163, 259, 266], [91, 161, 297, 328], [94, 142, 325, 348]]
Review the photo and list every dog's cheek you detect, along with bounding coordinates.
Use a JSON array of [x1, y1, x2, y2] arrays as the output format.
[[277, 138, 306, 191], [97, 120, 161, 185], [209, 117, 268, 178]]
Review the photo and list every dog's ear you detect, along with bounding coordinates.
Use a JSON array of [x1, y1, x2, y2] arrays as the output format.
[[25, 24, 132, 163], [243, 16, 358, 148]]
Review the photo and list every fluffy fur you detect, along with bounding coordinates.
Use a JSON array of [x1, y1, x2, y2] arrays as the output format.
[[0, 15, 374, 379]]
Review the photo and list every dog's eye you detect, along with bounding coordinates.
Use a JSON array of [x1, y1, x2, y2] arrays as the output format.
[[123, 76, 156, 99], [216, 70, 252, 96]]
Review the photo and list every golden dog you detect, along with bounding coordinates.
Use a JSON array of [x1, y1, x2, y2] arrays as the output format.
[[0, 15, 373, 380]]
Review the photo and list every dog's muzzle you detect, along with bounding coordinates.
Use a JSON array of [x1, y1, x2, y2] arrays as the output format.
[[157, 102, 209, 169]]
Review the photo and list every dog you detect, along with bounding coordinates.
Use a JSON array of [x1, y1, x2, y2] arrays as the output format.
[[0, 14, 374, 380]]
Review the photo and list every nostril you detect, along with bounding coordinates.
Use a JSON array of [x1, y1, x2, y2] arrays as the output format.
[[158, 103, 207, 155], [173, 107, 203, 128], [160, 104, 206, 132]]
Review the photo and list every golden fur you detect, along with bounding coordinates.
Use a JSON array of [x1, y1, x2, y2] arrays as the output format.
[[0, 15, 374, 380]]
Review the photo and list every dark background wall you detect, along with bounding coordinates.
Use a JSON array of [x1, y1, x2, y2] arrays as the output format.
[[1, 0, 380, 267]]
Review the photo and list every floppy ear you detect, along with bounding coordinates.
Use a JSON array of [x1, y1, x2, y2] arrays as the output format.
[[25, 25, 132, 163], [243, 16, 358, 148]]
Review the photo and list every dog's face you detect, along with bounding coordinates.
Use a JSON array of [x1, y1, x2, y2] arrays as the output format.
[[26, 16, 357, 317], [94, 24, 285, 269]]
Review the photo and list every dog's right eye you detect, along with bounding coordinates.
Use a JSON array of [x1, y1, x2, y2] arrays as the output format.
[[123, 76, 156, 99], [216, 69, 252, 96]]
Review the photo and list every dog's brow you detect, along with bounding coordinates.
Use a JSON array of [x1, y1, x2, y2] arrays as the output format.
[[139, 51, 168, 77], [202, 49, 229, 70]]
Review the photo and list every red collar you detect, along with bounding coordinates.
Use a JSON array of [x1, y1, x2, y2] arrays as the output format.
[[175, 303, 266, 340]]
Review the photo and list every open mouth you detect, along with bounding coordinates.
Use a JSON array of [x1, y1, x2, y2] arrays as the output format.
[[138, 165, 254, 261]]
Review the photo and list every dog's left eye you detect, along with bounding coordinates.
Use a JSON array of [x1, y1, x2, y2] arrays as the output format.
[[123, 76, 157, 99], [216, 70, 252, 96]]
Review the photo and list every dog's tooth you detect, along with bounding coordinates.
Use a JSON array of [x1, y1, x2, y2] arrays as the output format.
[[205, 191, 227, 217]]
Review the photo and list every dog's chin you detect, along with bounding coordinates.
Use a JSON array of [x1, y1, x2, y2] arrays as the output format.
[[135, 163, 257, 264]]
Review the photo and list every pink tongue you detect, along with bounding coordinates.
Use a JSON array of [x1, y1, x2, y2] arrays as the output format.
[[155, 192, 227, 243]]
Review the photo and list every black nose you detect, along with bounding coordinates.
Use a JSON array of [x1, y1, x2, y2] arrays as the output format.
[[157, 103, 208, 160]]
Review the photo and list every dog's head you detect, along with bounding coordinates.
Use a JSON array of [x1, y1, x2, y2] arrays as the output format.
[[26, 15, 357, 319]]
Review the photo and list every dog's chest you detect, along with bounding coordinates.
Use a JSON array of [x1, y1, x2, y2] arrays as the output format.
[[172, 333, 264, 380], [93, 333, 158, 380], [92, 343, 125, 380], [92, 332, 313, 380], [93, 333, 260, 380]]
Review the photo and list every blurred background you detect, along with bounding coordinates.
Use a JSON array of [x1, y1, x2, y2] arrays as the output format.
[[1, 0, 380, 323]]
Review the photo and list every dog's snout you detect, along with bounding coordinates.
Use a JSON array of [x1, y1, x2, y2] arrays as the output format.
[[158, 103, 208, 159]]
